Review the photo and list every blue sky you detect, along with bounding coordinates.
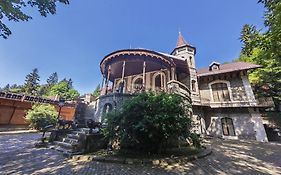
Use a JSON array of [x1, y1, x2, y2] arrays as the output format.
[[0, 0, 264, 94]]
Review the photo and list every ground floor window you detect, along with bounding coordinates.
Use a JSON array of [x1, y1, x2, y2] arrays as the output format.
[[221, 117, 235, 136]]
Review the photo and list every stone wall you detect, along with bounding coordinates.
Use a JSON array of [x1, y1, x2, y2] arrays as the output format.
[[198, 72, 254, 104], [202, 108, 268, 142], [93, 93, 135, 122]]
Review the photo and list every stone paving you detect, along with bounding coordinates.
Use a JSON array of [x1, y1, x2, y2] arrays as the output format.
[[0, 133, 281, 175]]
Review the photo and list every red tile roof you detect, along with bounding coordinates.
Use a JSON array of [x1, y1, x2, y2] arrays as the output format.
[[197, 61, 262, 77], [176, 32, 188, 48]]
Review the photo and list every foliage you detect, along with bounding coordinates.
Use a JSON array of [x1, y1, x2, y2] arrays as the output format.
[[91, 84, 101, 98], [238, 0, 281, 107], [266, 111, 281, 128], [25, 104, 58, 131], [0, 0, 69, 39], [48, 81, 80, 100], [46, 72, 58, 87], [2, 84, 10, 92], [23, 68, 40, 95], [104, 92, 192, 154]]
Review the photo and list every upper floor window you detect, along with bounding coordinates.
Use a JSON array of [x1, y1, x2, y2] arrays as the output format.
[[191, 80, 196, 92], [209, 62, 221, 71], [189, 56, 193, 66], [211, 82, 230, 102]]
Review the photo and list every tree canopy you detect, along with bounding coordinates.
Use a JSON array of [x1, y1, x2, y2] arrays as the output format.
[[25, 104, 58, 131], [48, 81, 80, 100], [238, 0, 281, 106], [104, 92, 193, 154], [0, 0, 69, 39], [23, 68, 40, 95], [1, 68, 80, 100]]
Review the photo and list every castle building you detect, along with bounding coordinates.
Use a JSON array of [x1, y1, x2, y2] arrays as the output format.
[[93, 33, 273, 142]]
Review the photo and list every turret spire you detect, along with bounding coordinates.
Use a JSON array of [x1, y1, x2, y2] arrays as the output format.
[[176, 32, 188, 48]]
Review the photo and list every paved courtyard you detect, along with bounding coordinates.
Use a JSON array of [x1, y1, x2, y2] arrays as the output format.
[[0, 133, 281, 175]]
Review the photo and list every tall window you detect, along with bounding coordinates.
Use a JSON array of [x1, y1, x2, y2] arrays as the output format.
[[133, 77, 143, 92], [191, 80, 196, 92], [153, 73, 166, 91], [221, 117, 235, 136], [189, 56, 193, 66], [211, 83, 230, 102], [155, 74, 162, 90]]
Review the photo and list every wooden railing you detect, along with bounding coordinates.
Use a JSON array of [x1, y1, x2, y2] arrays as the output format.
[[0, 91, 76, 107]]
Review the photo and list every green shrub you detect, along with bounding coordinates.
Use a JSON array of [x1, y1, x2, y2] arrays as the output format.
[[25, 104, 58, 131], [104, 92, 193, 154]]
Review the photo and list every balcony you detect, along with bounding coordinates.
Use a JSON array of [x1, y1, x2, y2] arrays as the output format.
[[200, 97, 275, 108], [167, 80, 191, 100]]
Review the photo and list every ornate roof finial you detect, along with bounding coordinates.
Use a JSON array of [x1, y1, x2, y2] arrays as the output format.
[[176, 32, 188, 48]]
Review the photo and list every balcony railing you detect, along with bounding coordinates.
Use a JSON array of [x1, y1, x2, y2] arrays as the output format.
[[200, 96, 275, 108], [0, 91, 76, 107], [167, 80, 191, 100]]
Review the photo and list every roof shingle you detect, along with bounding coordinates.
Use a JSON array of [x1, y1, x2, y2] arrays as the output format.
[[197, 61, 262, 77]]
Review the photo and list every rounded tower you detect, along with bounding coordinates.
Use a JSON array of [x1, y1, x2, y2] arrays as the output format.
[[171, 32, 201, 104]]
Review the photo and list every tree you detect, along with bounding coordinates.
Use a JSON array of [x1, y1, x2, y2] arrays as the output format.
[[0, 0, 69, 39], [9, 84, 23, 93], [46, 72, 58, 87], [2, 84, 10, 92], [48, 81, 79, 100], [67, 78, 73, 89], [91, 84, 101, 98], [239, 0, 281, 107], [23, 68, 40, 95], [104, 92, 193, 154], [25, 104, 58, 131]]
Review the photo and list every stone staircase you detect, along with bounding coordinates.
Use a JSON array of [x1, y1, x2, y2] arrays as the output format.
[[52, 128, 91, 156]]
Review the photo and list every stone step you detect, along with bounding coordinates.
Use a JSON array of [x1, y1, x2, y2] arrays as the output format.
[[67, 133, 80, 139], [63, 137, 79, 144], [71, 130, 85, 135], [57, 141, 78, 150]]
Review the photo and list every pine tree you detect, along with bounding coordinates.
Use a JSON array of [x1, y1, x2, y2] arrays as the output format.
[[46, 72, 58, 86], [23, 68, 40, 95], [2, 84, 10, 92], [67, 78, 73, 89], [92, 84, 101, 98]]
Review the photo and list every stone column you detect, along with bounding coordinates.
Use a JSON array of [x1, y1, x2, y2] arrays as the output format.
[[171, 67, 175, 80], [241, 71, 256, 104], [142, 61, 146, 89], [121, 61, 126, 82], [105, 65, 111, 95]]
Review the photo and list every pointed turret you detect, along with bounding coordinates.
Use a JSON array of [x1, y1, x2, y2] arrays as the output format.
[[176, 32, 188, 48]]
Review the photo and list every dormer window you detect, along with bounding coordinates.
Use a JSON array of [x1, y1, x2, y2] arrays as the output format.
[[209, 62, 221, 71]]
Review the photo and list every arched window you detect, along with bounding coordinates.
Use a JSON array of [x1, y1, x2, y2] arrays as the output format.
[[221, 117, 235, 136], [153, 72, 166, 92], [191, 80, 196, 92], [133, 77, 143, 92], [189, 56, 193, 66], [211, 82, 230, 102], [102, 103, 113, 123], [102, 103, 113, 114], [115, 80, 126, 93]]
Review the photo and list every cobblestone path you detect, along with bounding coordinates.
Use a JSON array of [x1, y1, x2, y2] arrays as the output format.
[[0, 133, 281, 175]]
